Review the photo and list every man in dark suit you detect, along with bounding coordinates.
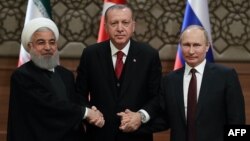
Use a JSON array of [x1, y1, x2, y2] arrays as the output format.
[[144, 25, 246, 141], [75, 4, 162, 141], [7, 18, 104, 141]]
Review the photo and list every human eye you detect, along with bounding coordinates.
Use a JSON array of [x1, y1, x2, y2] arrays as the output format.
[[182, 43, 190, 48], [49, 40, 56, 46], [193, 43, 201, 48], [122, 21, 130, 27], [110, 22, 118, 27], [36, 40, 46, 46]]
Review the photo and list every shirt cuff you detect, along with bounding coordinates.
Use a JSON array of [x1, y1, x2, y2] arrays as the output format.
[[83, 107, 89, 119], [139, 109, 150, 123]]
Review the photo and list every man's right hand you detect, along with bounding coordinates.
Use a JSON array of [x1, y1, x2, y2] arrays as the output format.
[[86, 106, 105, 128]]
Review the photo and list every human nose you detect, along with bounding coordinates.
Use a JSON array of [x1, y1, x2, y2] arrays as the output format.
[[189, 46, 195, 54], [44, 42, 52, 50], [117, 23, 123, 31]]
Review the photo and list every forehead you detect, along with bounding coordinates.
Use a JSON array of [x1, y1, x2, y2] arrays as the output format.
[[32, 30, 55, 40], [107, 8, 132, 19], [182, 28, 205, 42]]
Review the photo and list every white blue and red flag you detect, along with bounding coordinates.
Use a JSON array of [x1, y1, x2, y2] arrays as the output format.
[[18, 0, 51, 67], [174, 0, 214, 70]]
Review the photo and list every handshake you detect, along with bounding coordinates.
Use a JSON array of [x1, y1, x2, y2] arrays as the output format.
[[85, 106, 105, 128], [86, 107, 142, 132]]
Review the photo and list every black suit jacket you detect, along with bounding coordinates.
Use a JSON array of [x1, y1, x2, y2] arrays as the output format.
[[7, 61, 85, 141], [76, 39, 162, 141], [146, 62, 245, 141]]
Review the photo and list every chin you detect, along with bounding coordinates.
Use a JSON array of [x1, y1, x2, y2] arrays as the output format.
[[115, 39, 126, 43], [187, 62, 197, 67]]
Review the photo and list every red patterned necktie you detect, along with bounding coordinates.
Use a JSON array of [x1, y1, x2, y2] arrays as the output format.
[[187, 68, 197, 141], [115, 51, 124, 79]]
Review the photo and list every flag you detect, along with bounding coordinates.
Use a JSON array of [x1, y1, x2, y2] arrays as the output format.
[[174, 0, 214, 70], [97, 0, 126, 42], [18, 0, 52, 67]]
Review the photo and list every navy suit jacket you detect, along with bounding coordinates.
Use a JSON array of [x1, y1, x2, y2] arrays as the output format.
[[146, 62, 245, 141], [76, 39, 162, 141]]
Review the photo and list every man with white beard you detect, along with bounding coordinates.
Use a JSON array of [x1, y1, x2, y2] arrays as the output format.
[[7, 18, 104, 141]]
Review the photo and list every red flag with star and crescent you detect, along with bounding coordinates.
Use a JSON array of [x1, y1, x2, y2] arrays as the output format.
[[97, 0, 127, 42]]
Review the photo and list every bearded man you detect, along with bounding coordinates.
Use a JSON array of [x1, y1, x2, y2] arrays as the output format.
[[7, 18, 104, 141]]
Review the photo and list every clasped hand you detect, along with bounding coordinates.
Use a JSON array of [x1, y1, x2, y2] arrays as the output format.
[[86, 106, 105, 128], [117, 109, 142, 132]]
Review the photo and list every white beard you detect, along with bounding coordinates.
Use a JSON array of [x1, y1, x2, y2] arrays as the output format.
[[30, 49, 59, 70]]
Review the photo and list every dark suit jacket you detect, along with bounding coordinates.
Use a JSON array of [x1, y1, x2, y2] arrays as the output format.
[[7, 61, 85, 141], [146, 62, 245, 141], [76, 39, 162, 141]]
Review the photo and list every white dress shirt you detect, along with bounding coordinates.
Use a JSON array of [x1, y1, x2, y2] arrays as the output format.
[[110, 40, 150, 123], [110, 40, 130, 68], [183, 59, 206, 118]]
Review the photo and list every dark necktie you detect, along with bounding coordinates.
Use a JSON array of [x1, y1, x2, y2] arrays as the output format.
[[187, 68, 197, 141], [115, 51, 124, 79]]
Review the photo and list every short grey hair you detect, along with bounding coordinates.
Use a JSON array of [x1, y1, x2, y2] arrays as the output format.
[[104, 4, 134, 22], [179, 25, 210, 46]]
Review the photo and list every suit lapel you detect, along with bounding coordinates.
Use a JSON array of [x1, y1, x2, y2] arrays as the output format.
[[175, 68, 187, 124], [119, 40, 139, 99], [176, 63, 214, 124], [97, 41, 118, 99], [196, 62, 212, 119]]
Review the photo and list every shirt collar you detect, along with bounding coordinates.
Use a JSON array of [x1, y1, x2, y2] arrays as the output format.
[[48, 68, 55, 72], [110, 40, 130, 56], [184, 59, 206, 75]]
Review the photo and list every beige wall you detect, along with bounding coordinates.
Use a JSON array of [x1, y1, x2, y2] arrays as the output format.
[[0, 0, 250, 61], [0, 57, 250, 141], [0, 0, 250, 141]]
